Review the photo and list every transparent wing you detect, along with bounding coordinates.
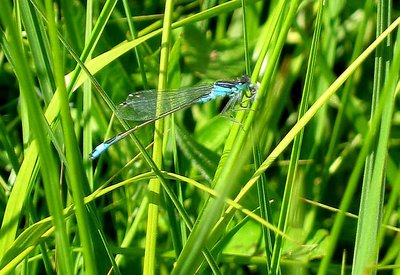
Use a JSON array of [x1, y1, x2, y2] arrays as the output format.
[[116, 85, 214, 121]]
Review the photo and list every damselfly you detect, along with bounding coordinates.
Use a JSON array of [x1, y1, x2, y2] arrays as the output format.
[[89, 75, 257, 159]]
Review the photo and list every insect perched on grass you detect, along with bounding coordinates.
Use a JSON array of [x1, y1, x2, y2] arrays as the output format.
[[90, 75, 258, 159]]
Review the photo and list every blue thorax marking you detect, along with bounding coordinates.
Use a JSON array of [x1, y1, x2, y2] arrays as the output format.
[[198, 76, 251, 103]]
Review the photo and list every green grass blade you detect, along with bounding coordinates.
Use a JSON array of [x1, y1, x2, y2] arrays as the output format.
[[270, 0, 324, 273], [0, 1, 73, 273], [143, 0, 174, 274], [352, 4, 400, 273], [318, 17, 400, 275]]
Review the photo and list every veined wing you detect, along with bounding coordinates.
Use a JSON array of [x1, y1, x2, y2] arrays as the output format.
[[116, 84, 214, 121]]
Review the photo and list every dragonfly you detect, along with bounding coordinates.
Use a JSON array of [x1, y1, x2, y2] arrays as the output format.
[[89, 75, 258, 159]]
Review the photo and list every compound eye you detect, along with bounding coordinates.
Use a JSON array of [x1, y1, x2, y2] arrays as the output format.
[[240, 75, 250, 84]]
